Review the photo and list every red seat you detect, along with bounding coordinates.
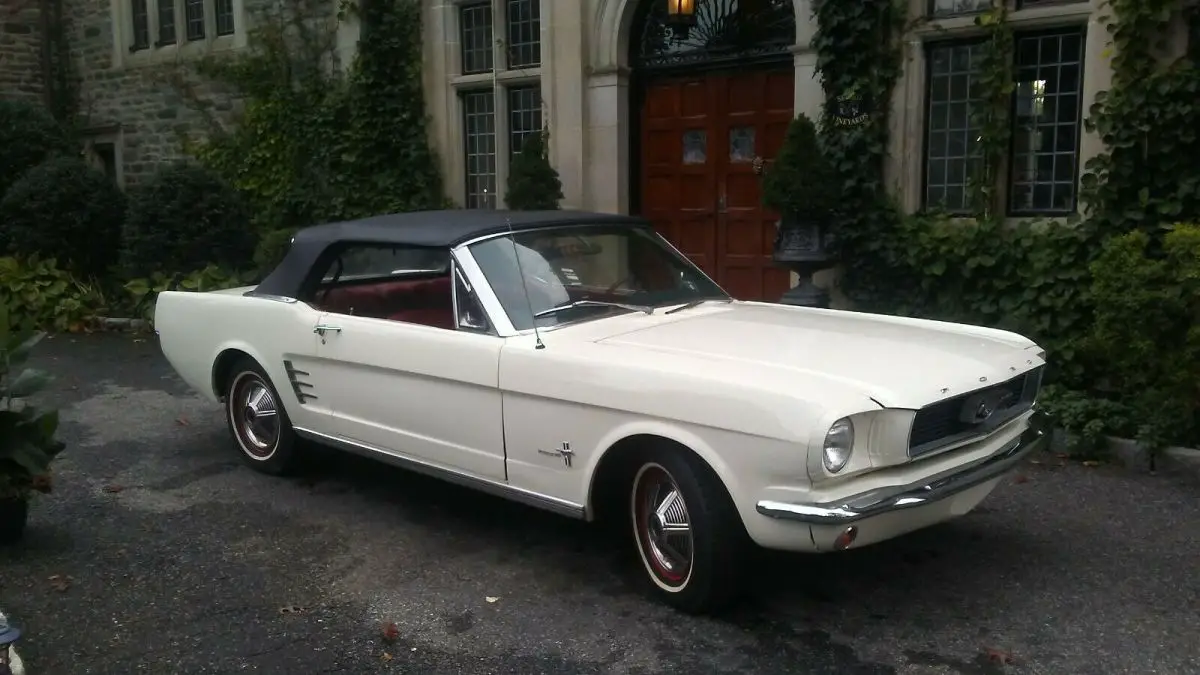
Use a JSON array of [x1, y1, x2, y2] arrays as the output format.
[[319, 276, 454, 329]]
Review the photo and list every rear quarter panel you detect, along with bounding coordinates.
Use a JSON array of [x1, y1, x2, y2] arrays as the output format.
[[154, 290, 329, 429]]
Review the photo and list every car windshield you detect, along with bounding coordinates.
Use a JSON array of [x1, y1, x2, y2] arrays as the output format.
[[467, 224, 729, 331]]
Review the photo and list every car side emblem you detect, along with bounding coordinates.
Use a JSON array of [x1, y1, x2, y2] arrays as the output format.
[[537, 442, 574, 468]]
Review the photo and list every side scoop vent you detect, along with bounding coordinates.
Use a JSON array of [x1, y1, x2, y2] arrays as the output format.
[[284, 360, 317, 404]]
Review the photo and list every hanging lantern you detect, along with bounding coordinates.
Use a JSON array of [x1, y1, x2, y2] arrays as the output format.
[[665, 0, 697, 32]]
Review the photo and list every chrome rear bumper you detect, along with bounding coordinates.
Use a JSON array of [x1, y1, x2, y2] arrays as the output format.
[[756, 426, 1046, 525]]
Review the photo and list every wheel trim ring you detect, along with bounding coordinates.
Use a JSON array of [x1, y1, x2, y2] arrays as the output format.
[[228, 372, 280, 461], [632, 463, 693, 590]]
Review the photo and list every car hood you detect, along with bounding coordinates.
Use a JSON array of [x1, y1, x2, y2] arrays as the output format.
[[593, 302, 1042, 409]]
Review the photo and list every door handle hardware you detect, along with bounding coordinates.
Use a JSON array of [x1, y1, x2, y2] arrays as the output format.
[[313, 324, 342, 334]]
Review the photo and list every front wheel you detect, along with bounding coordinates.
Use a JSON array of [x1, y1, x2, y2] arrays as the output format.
[[629, 448, 748, 613], [224, 358, 300, 475]]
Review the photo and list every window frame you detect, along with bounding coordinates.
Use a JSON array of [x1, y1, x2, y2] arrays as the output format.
[[451, 0, 544, 209], [921, 38, 987, 215], [122, 0, 241, 61], [919, 23, 1088, 217], [1005, 26, 1087, 217], [461, 88, 500, 209]]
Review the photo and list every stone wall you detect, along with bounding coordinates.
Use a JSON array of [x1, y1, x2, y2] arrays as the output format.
[[5, 0, 352, 189], [66, 0, 251, 186], [0, 0, 46, 103]]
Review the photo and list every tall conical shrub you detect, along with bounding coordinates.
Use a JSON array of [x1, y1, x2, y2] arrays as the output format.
[[506, 128, 563, 210]]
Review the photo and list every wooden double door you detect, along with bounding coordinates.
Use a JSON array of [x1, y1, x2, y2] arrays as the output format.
[[638, 68, 795, 302]]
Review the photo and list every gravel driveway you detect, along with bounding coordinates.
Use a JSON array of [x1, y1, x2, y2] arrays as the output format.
[[1, 333, 1197, 674]]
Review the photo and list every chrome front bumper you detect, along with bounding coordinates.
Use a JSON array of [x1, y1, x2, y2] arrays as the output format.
[[756, 426, 1046, 525]]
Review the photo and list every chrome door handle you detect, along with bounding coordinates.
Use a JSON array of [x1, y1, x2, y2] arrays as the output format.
[[313, 324, 342, 334]]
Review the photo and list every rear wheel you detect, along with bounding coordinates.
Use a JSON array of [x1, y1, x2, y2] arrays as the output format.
[[224, 358, 300, 475], [628, 446, 747, 613]]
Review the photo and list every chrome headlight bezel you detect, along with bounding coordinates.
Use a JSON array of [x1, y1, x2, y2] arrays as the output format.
[[822, 417, 854, 473]]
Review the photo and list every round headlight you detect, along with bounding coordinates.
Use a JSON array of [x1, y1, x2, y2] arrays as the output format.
[[822, 417, 854, 473]]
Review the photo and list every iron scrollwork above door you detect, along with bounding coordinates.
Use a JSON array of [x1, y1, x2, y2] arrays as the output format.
[[634, 0, 796, 70]]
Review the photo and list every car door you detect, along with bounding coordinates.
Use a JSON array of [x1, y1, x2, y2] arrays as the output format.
[[309, 245, 506, 481]]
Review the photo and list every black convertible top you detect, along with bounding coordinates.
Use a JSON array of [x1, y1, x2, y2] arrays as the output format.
[[253, 208, 651, 298]]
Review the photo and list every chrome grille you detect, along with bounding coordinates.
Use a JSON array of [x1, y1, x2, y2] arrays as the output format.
[[908, 365, 1043, 458]]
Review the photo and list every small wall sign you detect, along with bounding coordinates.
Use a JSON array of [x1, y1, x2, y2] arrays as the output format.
[[831, 86, 870, 127]]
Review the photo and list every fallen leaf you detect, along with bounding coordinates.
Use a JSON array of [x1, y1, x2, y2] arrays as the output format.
[[1082, 460, 1100, 467], [1029, 459, 1042, 465], [103, 484, 125, 493], [983, 647, 1015, 664], [1013, 474, 1030, 484], [48, 574, 72, 592], [485, 596, 499, 603], [175, 417, 190, 426], [278, 605, 307, 615], [381, 622, 399, 642], [380, 652, 393, 661]]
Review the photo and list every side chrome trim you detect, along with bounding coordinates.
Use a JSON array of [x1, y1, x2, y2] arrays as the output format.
[[243, 291, 299, 303], [756, 426, 1046, 525], [292, 427, 586, 519]]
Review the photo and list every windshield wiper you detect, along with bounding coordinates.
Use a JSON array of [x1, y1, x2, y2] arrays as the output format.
[[663, 297, 731, 314], [533, 299, 655, 319]]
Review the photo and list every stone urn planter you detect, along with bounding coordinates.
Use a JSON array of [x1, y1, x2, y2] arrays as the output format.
[[0, 498, 28, 546], [773, 215, 837, 308], [758, 113, 840, 307]]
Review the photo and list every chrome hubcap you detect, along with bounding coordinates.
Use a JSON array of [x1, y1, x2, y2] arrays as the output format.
[[233, 377, 279, 457], [635, 465, 693, 585]]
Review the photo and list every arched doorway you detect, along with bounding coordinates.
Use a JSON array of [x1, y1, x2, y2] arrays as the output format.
[[630, 0, 797, 302]]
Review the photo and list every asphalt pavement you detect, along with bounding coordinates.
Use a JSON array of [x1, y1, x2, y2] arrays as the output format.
[[1, 333, 1198, 674]]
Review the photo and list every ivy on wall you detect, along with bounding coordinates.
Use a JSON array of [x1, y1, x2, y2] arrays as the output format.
[[180, 0, 448, 234], [813, 0, 1200, 451]]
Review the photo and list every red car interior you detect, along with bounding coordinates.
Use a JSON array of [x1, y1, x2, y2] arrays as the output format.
[[316, 276, 455, 329]]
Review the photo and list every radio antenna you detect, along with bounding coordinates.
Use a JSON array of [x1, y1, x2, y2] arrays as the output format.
[[506, 217, 545, 350]]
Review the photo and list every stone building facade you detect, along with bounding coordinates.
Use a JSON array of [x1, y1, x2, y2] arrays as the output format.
[[0, 2, 47, 103], [421, 0, 1191, 301], [3, 0, 1197, 300]]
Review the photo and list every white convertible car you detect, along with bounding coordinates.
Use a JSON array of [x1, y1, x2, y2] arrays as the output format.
[[155, 210, 1047, 613]]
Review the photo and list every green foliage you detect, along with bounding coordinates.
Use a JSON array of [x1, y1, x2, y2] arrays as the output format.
[[1080, 0, 1200, 234], [0, 99, 76, 198], [254, 227, 298, 275], [0, 303, 66, 501], [186, 0, 446, 231], [125, 265, 257, 324], [0, 255, 103, 333], [505, 129, 563, 210], [760, 114, 838, 220], [966, 4, 1015, 218], [0, 156, 125, 279], [122, 162, 256, 276], [1074, 225, 1200, 449], [813, 0, 1200, 450]]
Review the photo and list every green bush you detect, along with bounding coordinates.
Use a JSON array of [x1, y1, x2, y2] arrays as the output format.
[[0, 255, 103, 332], [122, 162, 255, 276], [0, 302, 66, 503], [0, 156, 125, 279], [0, 99, 75, 198], [505, 129, 563, 210], [1073, 224, 1200, 449], [761, 113, 839, 220], [253, 227, 297, 275]]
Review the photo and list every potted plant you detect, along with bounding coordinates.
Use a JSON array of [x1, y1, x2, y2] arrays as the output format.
[[0, 303, 65, 545], [760, 113, 841, 307]]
